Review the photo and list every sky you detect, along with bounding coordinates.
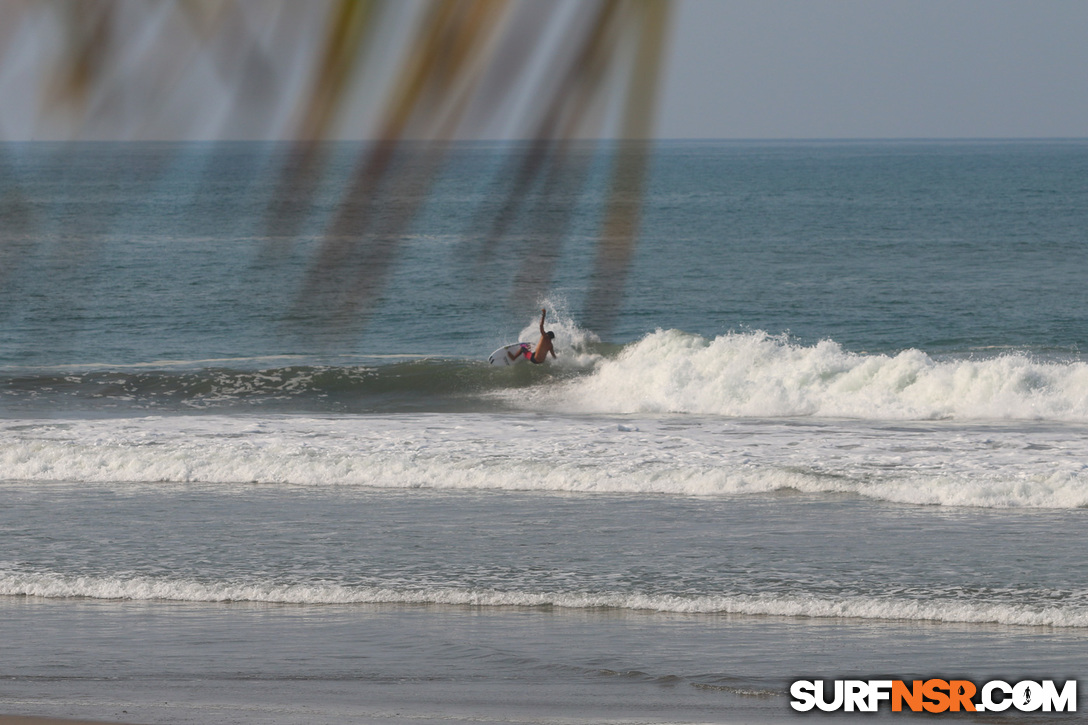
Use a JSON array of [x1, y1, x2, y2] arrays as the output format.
[[659, 0, 1088, 138], [3, 0, 1088, 141]]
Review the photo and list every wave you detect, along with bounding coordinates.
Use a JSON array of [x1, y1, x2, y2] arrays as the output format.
[[4, 415, 1088, 508], [533, 330, 1088, 422], [3, 570, 1085, 628], [0, 360, 553, 414], [7, 329, 1087, 422]]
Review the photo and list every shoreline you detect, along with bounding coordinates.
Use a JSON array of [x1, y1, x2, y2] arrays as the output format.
[[0, 718, 134, 725]]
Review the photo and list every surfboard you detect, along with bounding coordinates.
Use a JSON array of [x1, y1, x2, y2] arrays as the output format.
[[488, 342, 532, 366]]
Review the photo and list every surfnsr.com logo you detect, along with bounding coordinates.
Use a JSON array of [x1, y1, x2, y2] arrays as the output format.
[[790, 679, 1076, 713]]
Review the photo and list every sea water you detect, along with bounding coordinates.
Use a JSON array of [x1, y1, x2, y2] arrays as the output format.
[[2, 140, 1088, 723]]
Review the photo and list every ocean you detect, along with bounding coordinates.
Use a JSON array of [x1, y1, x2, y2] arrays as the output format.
[[2, 139, 1088, 723]]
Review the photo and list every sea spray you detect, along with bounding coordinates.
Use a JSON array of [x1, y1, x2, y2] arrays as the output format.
[[538, 330, 1088, 421], [516, 299, 604, 370]]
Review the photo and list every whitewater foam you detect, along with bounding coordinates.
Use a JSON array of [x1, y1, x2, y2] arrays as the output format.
[[4, 570, 1085, 628], [3, 413, 1088, 508], [535, 330, 1088, 422]]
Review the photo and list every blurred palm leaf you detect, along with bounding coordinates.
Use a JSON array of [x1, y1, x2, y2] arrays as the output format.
[[1, 0, 670, 338]]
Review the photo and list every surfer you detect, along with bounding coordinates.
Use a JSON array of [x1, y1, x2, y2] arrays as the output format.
[[506, 308, 557, 364]]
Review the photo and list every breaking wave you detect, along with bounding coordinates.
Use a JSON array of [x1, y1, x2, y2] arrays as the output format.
[[534, 330, 1088, 422], [4, 414, 1088, 508], [6, 330, 1087, 422], [3, 570, 1086, 628]]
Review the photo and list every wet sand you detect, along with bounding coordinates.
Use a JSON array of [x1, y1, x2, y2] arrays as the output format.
[[0, 718, 132, 725]]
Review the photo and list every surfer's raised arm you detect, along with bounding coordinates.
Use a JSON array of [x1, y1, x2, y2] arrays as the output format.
[[532, 309, 557, 364]]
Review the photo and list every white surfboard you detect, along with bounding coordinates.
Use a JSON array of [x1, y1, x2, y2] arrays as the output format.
[[488, 342, 532, 366]]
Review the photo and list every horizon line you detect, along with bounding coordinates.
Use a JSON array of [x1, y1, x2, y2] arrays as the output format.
[[2, 136, 1087, 144]]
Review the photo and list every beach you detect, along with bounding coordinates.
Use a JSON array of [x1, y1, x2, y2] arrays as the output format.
[[1, 714, 129, 718]]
